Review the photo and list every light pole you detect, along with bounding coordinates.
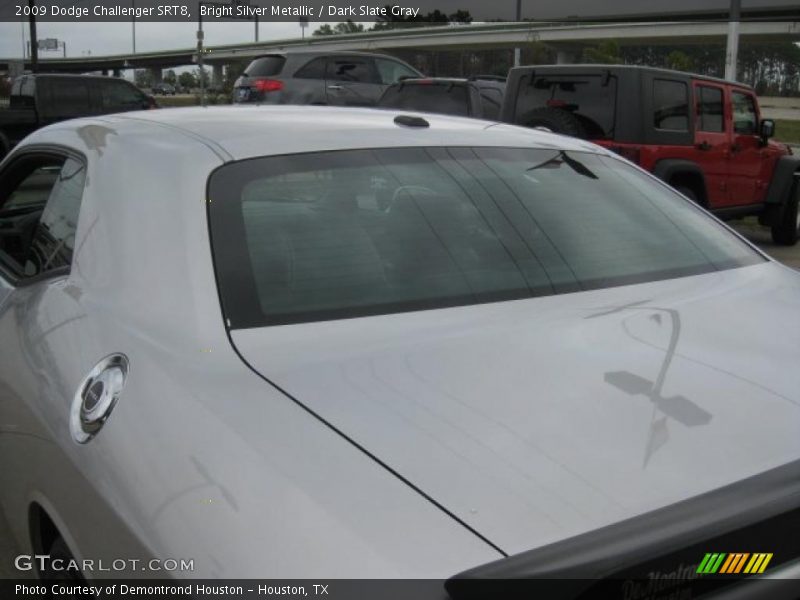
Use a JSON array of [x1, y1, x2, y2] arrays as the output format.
[[724, 0, 741, 81], [513, 0, 522, 67], [28, 0, 38, 72], [132, 0, 137, 53], [198, 1, 206, 106]]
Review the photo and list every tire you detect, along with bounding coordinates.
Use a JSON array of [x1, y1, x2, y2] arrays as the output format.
[[771, 178, 800, 246], [674, 185, 699, 204], [523, 107, 587, 138]]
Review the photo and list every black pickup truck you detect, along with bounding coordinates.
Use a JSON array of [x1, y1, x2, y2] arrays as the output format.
[[0, 74, 156, 160]]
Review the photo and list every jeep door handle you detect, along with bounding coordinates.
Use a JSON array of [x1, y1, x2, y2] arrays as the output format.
[[695, 141, 711, 151], [730, 143, 742, 153], [327, 85, 344, 91]]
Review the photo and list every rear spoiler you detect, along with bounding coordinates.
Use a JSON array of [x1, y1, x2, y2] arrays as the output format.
[[447, 459, 800, 599]]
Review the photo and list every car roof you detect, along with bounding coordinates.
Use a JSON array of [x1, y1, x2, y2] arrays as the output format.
[[516, 64, 753, 90], [392, 77, 506, 87], [61, 105, 601, 161]]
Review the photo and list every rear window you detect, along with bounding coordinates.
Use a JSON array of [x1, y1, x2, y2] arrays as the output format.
[[516, 73, 617, 138], [246, 56, 286, 77], [208, 147, 762, 328], [379, 83, 470, 116]]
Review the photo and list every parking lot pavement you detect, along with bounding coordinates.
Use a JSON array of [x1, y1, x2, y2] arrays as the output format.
[[731, 219, 800, 269]]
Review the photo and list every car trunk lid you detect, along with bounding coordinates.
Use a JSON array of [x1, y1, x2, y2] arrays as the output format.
[[230, 263, 800, 555]]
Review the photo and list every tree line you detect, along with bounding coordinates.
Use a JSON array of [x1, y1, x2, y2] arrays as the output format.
[[312, 6, 472, 36], [584, 40, 800, 96]]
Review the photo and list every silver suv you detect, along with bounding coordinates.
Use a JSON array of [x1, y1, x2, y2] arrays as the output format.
[[232, 51, 422, 106]]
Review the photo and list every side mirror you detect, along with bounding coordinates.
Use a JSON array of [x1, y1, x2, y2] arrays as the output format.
[[760, 119, 775, 142]]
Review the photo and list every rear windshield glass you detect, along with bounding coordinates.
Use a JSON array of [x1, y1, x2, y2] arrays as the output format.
[[208, 147, 762, 328], [379, 84, 470, 116], [245, 56, 286, 77], [516, 73, 617, 138]]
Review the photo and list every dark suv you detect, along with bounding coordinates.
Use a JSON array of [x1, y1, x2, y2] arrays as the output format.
[[502, 65, 800, 244], [233, 51, 422, 106], [377, 76, 506, 120]]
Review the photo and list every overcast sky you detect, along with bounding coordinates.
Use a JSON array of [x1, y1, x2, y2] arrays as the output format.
[[0, 0, 797, 60]]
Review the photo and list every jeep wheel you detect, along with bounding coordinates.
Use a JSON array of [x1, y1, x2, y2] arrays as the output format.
[[674, 186, 699, 204], [770, 179, 800, 246], [524, 108, 587, 138]]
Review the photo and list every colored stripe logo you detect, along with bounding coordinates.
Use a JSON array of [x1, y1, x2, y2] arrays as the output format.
[[697, 553, 773, 574]]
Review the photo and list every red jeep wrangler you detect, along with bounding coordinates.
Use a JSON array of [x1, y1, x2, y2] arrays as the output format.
[[502, 65, 800, 245]]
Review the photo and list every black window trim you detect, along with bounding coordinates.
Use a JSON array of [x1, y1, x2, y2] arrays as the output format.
[[205, 145, 768, 331], [0, 143, 88, 288]]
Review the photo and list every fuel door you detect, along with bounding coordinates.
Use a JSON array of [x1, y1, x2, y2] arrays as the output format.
[[70, 354, 129, 444]]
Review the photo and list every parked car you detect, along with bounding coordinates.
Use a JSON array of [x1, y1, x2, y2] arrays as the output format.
[[232, 51, 422, 106], [502, 65, 800, 244], [377, 76, 506, 119], [0, 74, 157, 160], [151, 82, 176, 96], [0, 106, 799, 593]]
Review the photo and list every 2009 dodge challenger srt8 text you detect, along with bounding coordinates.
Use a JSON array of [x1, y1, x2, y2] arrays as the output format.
[[0, 106, 798, 597]]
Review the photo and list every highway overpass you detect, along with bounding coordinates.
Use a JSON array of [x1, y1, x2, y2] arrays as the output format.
[[1, 20, 799, 76]]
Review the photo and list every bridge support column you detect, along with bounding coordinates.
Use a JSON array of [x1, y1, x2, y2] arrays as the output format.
[[556, 49, 576, 64], [150, 67, 163, 84], [211, 64, 223, 90], [113, 68, 122, 77]]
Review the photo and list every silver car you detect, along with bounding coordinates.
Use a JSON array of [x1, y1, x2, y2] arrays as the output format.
[[0, 106, 798, 593], [232, 51, 422, 106]]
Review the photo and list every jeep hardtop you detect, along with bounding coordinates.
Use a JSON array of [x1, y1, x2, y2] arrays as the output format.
[[502, 65, 800, 245]]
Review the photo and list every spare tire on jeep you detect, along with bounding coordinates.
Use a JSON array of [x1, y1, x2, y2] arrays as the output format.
[[523, 107, 588, 138]]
